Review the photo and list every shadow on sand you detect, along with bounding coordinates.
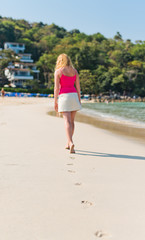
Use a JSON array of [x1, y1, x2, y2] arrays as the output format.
[[75, 150, 145, 161]]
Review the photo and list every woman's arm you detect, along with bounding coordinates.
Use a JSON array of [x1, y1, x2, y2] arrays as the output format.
[[75, 70, 81, 102], [54, 70, 60, 112]]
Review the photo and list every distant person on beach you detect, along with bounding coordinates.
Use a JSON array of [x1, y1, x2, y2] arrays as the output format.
[[54, 53, 82, 153], [1, 88, 5, 97]]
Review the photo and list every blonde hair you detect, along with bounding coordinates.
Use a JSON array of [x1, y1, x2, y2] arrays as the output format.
[[55, 53, 73, 70]]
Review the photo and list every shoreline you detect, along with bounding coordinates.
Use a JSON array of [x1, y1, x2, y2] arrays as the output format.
[[1, 97, 145, 144], [48, 110, 145, 145]]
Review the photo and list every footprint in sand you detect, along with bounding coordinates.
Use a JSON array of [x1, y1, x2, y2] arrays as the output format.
[[69, 156, 75, 160], [81, 200, 93, 207], [68, 170, 76, 173], [95, 230, 111, 238], [74, 182, 82, 186], [1, 122, 7, 125]]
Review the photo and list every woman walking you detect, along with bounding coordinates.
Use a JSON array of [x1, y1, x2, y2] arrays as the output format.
[[54, 54, 81, 153]]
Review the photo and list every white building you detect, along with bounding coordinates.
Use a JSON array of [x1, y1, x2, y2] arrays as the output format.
[[4, 42, 25, 54], [4, 42, 39, 87], [18, 53, 33, 63]]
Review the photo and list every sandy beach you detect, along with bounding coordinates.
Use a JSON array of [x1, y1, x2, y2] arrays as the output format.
[[0, 97, 145, 240]]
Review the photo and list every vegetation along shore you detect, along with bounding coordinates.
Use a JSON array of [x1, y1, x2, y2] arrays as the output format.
[[0, 16, 145, 98]]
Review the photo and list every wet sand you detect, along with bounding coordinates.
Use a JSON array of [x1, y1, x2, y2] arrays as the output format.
[[48, 111, 145, 145]]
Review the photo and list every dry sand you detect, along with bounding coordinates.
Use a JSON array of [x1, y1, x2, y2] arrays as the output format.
[[0, 97, 145, 240]]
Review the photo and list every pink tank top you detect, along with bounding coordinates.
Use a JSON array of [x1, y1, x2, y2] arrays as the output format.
[[59, 73, 77, 95]]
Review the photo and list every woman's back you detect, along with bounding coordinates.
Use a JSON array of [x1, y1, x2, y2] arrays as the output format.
[[61, 66, 76, 77], [59, 67, 77, 95]]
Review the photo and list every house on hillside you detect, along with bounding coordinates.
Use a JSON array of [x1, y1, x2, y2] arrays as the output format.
[[4, 42, 25, 54], [4, 42, 39, 88]]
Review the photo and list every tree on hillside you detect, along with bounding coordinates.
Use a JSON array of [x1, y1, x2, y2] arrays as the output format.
[[0, 22, 16, 47], [0, 49, 17, 86], [79, 70, 97, 94], [92, 32, 106, 42], [37, 53, 57, 87], [114, 32, 122, 41], [75, 45, 99, 71]]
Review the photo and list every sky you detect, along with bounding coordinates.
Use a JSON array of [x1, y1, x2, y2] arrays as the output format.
[[0, 0, 145, 42]]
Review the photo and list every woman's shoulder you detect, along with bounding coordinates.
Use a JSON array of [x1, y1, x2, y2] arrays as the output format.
[[55, 68, 63, 77], [73, 68, 78, 77]]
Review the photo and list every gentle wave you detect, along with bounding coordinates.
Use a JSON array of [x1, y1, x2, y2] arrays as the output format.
[[81, 102, 145, 128]]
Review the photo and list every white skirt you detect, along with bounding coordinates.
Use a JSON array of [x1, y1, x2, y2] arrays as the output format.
[[58, 92, 82, 113]]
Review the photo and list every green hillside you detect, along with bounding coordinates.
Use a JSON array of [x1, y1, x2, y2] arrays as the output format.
[[0, 16, 145, 96]]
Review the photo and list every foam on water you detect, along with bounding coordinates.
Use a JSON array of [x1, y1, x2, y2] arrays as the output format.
[[81, 102, 145, 129]]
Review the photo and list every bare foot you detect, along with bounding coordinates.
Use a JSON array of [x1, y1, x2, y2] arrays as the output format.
[[70, 144, 75, 154], [65, 144, 70, 150]]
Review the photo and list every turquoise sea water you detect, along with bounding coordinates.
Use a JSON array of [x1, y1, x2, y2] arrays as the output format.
[[81, 102, 145, 128]]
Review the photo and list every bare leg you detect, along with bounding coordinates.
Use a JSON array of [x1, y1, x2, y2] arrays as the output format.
[[63, 111, 76, 153], [71, 111, 77, 137], [63, 112, 73, 147], [65, 111, 77, 149]]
